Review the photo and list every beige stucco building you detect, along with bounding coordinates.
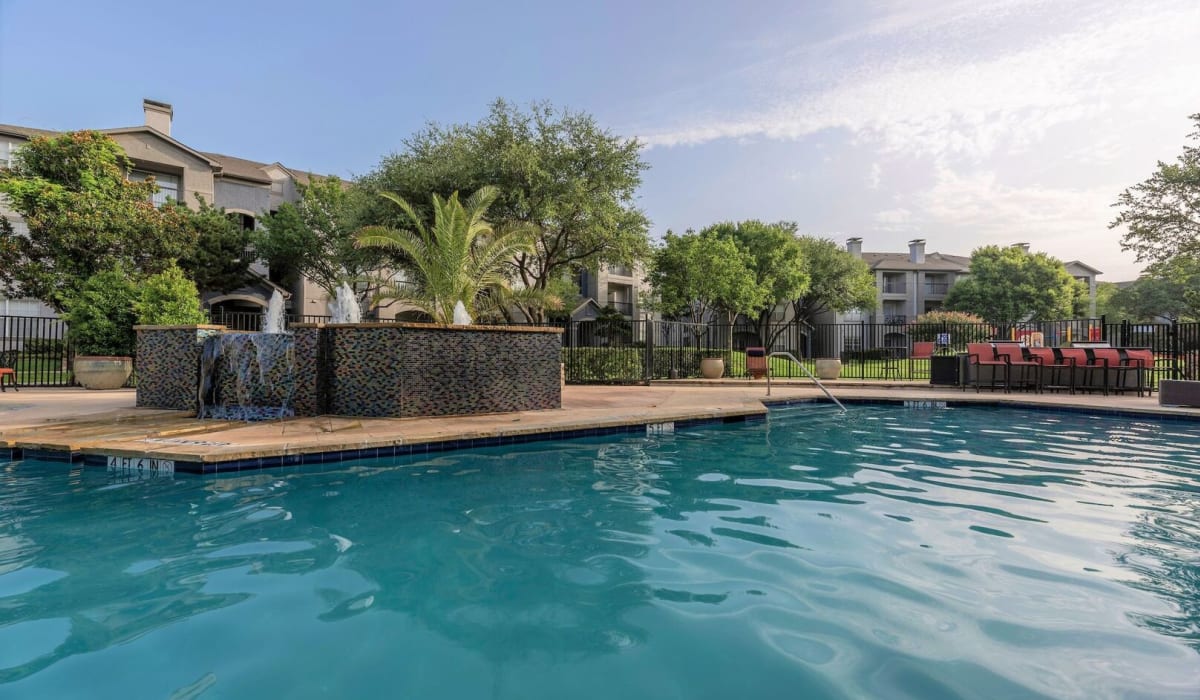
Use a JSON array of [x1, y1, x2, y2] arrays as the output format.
[[0, 99, 348, 320]]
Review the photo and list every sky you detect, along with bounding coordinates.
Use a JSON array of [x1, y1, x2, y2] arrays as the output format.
[[1, 0, 1197, 280]]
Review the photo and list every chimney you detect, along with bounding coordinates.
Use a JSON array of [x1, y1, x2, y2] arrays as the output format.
[[845, 237, 862, 258], [908, 239, 926, 264], [1011, 242, 1030, 253], [143, 99, 173, 136]]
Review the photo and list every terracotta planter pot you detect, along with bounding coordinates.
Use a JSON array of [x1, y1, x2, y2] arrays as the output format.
[[700, 357, 725, 379], [74, 356, 133, 390], [814, 358, 842, 380]]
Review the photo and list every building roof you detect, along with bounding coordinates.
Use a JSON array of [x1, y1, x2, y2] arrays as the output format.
[[0, 124, 59, 140], [860, 251, 971, 272], [201, 151, 274, 184], [1064, 259, 1103, 275], [0, 120, 331, 186]]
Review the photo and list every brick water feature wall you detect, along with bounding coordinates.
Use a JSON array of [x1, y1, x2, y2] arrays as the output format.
[[134, 325, 226, 411], [294, 323, 563, 417], [136, 323, 562, 418]]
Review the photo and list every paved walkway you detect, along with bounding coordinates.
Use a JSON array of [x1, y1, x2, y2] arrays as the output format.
[[2, 383, 1197, 468]]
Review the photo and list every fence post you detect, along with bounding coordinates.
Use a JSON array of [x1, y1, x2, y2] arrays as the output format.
[[644, 320, 653, 385], [1171, 320, 1180, 380]]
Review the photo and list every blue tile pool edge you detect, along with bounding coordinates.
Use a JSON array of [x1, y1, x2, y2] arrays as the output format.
[[15, 413, 768, 475], [8, 399, 1198, 474], [764, 396, 1200, 422]]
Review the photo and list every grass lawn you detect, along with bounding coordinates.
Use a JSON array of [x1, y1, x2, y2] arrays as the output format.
[[9, 354, 73, 386]]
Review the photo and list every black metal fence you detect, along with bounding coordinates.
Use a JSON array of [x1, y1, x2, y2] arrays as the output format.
[[0, 315, 73, 387], [4, 313, 1198, 388]]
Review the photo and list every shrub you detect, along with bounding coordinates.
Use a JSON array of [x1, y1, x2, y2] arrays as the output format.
[[63, 269, 138, 356], [135, 264, 207, 325], [907, 310, 994, 346]]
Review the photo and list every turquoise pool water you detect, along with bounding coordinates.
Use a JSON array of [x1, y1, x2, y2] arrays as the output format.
[[2, 406, 1199, 699]]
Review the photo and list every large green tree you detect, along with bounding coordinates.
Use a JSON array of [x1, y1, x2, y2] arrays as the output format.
[[706, 220, 810, 348], [648, 229, 766, 330], [355, 186, 539, 324], [788, 236, 876, 327], [0, 131, 196, 309], [360, 100, 651, 322], [1110, 257, 1200, 322], [257, 176, 389, 305], [1111, 113, 1200, 265], [176, 198, 255, 293], [944, 245, 1083, 323]]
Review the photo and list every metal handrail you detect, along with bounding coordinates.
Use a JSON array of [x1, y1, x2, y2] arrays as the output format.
[[766, 351, 847, 412]]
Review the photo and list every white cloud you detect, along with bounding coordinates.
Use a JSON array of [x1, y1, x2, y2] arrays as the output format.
[[874, 207, 913, 230], [640, 0, 1200, 157], [633, 0, 1197, 280]]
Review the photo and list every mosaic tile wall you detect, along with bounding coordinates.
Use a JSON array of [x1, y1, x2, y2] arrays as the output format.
[[291, 327, 321, 416], [139, 324, 562, 418], [135, 326, 224, 411], [328, 327, 407, 417], [395, 327, 561, 417]]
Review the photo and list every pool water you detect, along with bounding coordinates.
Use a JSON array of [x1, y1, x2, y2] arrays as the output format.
[[2, 406, 1200, 699]]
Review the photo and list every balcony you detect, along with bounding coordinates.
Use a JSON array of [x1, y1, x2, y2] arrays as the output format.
[[607, 264, 633, 278], [605, 300, 634, 316], [883, 314, 907, 324], [924, 281, 950, 295], [881, 282, 907, 295]]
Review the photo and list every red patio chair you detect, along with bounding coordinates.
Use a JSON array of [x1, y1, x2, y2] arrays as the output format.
[[994, 344, 1041, 392], [965, 343, 1008, 392], [1090, 347, 1139, 396], [0, 350, 18, 393], [1026, 347, 1072, 394], [911, 342, 935, 360], [745, 347, 768, 379], [1058, 347, 1104, 394], [1121, 349, 1169, 397]]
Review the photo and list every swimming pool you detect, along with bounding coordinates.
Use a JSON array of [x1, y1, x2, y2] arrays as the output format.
[[1, 405, 1198, 698]]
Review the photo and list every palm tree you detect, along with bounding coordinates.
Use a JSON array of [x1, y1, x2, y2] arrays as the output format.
[[355, 186, 540, 324]]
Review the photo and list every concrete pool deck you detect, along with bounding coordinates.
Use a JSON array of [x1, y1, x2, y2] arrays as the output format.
[[3, 383, 1198, 473]]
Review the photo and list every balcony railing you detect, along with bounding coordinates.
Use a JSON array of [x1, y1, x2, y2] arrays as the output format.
[[924, 282, 950, 295], [882, 283, 907, 294], [605, 300, 634, 315], [608, 265, 633, 277], [883, 314, 907, 324]]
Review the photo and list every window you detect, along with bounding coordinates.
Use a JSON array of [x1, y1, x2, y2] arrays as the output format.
[[129, 170, 180, 206], [0, 141, 18, 169]]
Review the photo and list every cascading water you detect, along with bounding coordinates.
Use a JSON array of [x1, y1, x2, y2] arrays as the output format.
[[328, 282, 362, 324], [199, 290, 296, 420]]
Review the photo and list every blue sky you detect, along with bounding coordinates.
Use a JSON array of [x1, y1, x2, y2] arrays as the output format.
[[2, 0, 1197, 279]]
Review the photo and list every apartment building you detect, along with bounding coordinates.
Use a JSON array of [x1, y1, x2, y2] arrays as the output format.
[[0, 99, 339, 319], [825, 238, 1101, 324]]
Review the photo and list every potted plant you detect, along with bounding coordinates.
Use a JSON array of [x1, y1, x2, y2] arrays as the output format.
[[65, 269, 139, 390], [815, 357, 842, 380]]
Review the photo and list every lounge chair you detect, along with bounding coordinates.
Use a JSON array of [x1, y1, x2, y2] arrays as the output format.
[[994, 344, 1040, 392], [1090, 348, 1139, 396], [1027, 347, 1072, 394], [745, 347, 767, 379], [0, 351, 17, 392], [965, 343, 1008, 392], [1121, 348, 1171, 396], [1057, 348, 1104, 394]]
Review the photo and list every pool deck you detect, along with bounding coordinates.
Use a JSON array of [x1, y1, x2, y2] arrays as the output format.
[[3, 382, 1198, 473]]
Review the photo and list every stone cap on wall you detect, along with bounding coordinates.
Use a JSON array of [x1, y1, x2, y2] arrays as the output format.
[[291, 322, 563, 334], [134, 324, 228, 331]]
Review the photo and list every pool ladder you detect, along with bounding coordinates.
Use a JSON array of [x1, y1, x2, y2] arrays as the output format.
[[766, 351, 847, 413]]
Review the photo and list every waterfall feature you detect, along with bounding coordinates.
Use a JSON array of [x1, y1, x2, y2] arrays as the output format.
[[263, 290, 286, 334], [328, 282, 362, 324], [197, 332, 296, 421]]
